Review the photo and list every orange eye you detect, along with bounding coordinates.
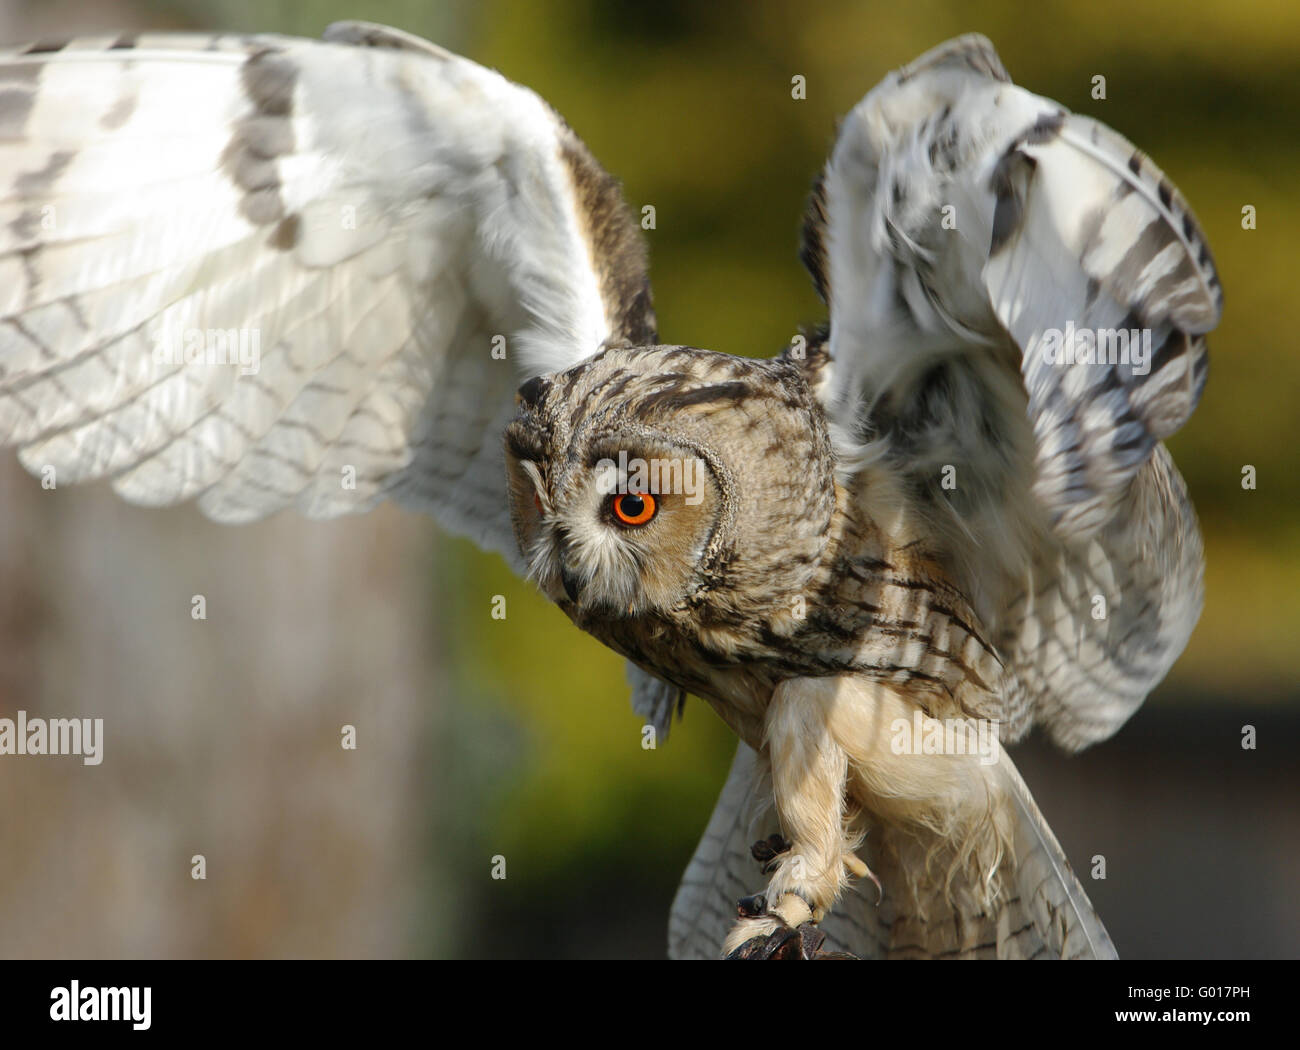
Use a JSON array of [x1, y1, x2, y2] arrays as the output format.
[[611, 491, 657, 526]]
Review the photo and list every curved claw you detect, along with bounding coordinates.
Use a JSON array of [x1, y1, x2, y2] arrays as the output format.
[[750, 834, 791, 874], [726, 920, 831, 960], [843, 852, 884, 904], [724, 893, 858, 960]]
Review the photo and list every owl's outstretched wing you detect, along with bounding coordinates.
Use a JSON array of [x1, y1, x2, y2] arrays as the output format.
[[802, 34, 1220, 748], [669, 741, 1114, 959], [0, 20, 653, 568]]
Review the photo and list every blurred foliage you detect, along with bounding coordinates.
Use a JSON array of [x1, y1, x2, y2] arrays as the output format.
[[127, 0, 1300, 954]]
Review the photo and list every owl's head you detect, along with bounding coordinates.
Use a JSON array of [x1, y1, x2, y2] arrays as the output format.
[[504, 345, 838, 625]]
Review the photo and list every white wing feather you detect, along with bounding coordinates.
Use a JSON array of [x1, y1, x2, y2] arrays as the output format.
[[803, 34, 1218, 747], [0, 22, 653, 567]]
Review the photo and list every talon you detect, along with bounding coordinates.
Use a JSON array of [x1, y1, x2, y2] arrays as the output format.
[[767, 922, 826, 960], [750, 833, 791, 872], [724, 906, 857, 960], [865, 867, 883, 904], [726, 924, 799, 960], [842, 852, 884, 904], [725, 919, 818, 960], [737, 893, 767, 918]]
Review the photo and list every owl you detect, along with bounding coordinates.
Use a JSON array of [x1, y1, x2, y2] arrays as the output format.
[[0, 23, 1220, 958]]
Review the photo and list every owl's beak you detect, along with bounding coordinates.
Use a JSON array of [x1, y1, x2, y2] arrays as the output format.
[[560, 562, 584, 603], [555, 533, 584, 602]]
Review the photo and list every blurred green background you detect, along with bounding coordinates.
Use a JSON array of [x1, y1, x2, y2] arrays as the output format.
[[1, 0, 1296, 958]]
